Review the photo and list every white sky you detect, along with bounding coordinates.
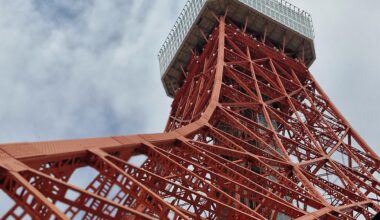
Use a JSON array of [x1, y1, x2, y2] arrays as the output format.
[[291, 0, 380, 155], [0, 0, 378, 155]]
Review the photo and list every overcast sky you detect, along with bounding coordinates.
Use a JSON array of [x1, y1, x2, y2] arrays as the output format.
[[0, 0, 378, 154]]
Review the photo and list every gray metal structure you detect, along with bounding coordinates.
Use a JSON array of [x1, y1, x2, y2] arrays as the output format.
[[158, 0, 315, 97]]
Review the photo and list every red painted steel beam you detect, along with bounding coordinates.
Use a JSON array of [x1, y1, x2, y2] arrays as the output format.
[[0, 16, 379, 219]]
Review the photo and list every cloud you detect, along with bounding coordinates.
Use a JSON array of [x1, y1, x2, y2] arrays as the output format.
[[0, 0, 186, 143], [291, 0, 380, 154], [0, 0, 378, 155]]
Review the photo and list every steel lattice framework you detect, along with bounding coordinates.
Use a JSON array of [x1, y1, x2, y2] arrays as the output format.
[[0, 14, 380, 220]]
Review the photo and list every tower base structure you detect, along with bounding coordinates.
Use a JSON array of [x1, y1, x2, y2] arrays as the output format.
[[0, 16, 380, 220]]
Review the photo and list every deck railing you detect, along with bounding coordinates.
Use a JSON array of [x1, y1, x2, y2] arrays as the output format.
[[158, 0, 314, 77]]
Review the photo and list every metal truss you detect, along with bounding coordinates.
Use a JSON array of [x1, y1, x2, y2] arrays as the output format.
[[0, 16, 379, 220]]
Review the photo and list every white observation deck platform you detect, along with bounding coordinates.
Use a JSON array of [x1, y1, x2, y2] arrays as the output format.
[[158, 0, 315, 97]]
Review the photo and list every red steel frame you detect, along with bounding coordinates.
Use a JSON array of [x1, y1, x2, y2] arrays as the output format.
[[0, 16, 379, 220]]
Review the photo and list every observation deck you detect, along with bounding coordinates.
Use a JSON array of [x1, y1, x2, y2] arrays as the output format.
[[158, 0, 316, 97]]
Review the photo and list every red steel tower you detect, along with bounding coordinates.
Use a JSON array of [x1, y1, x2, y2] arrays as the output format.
[[0, 0, 379, 219]]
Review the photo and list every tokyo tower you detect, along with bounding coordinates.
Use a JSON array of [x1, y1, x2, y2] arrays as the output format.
[[0, 0, 379, 219]]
